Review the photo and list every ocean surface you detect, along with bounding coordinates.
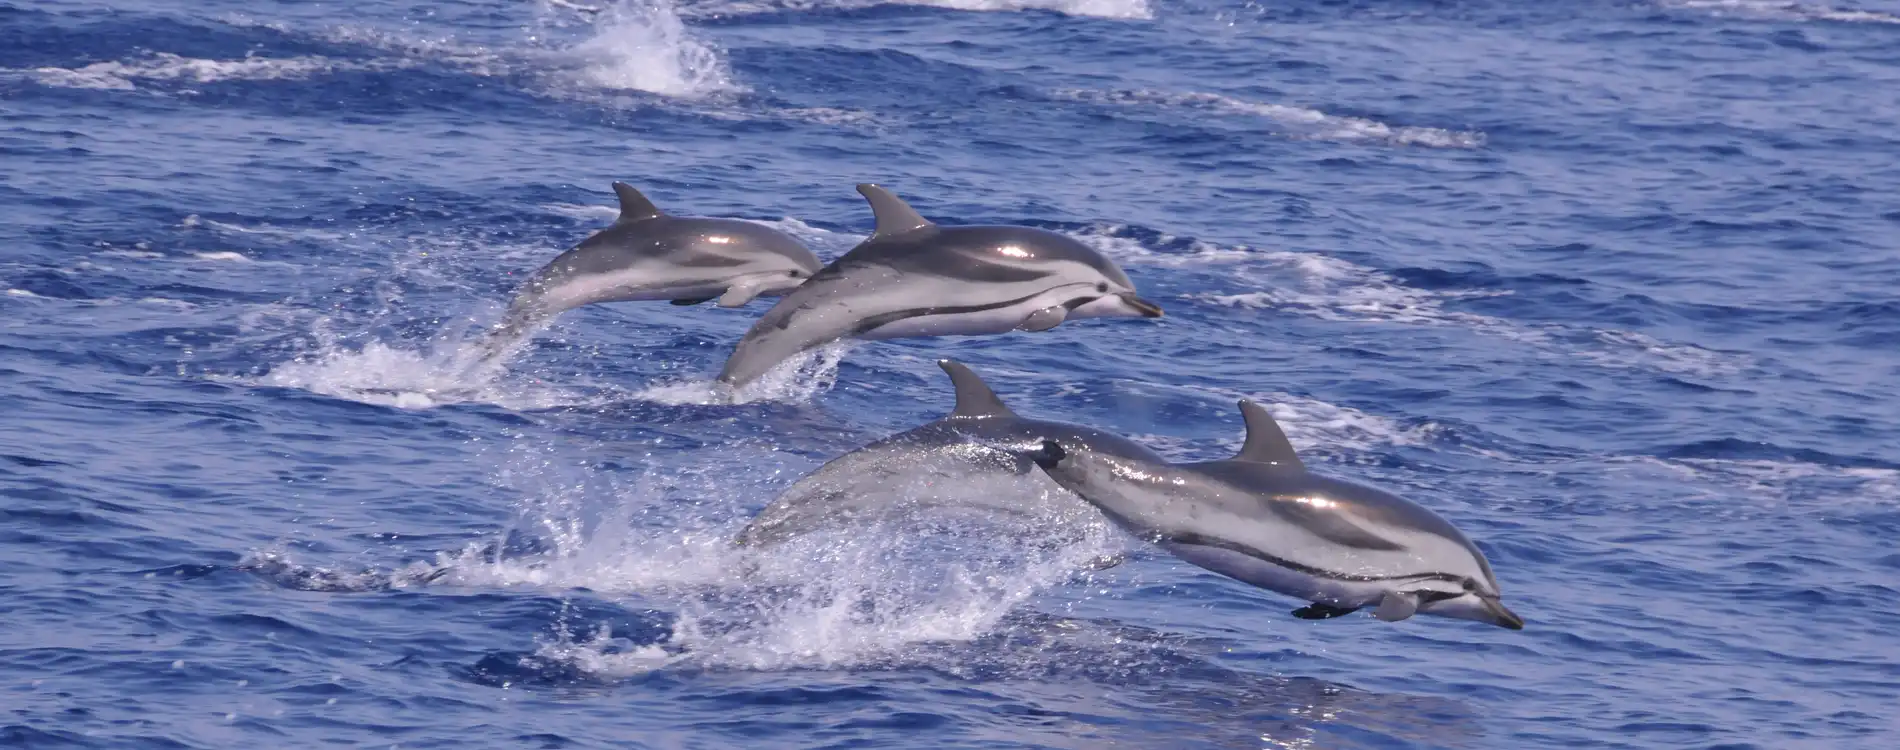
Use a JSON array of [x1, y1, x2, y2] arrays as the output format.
[[4, 0, 1899, 747]]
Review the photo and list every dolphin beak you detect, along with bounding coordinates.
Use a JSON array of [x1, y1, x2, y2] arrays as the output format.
[[1482, 598, 1525, 630], [1121, 293, 1164, 318]]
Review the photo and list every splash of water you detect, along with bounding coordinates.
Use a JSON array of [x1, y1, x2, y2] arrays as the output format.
[[634, 342, 853, 405], [561, 0, 740, 97]]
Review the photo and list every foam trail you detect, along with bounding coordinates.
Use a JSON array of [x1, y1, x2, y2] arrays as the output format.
[[1055, 89, 1485, 149], [17, 53, 380, 91]]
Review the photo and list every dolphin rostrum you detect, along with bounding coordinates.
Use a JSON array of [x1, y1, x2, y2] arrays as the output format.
[[734, 360, 1150, 554], [714, 185, 1163, 387], [478, 183, 822, 359], [1019, 403, 1524, 630]]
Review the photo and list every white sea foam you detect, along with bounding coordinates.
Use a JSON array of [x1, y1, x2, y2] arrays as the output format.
[[1054, 89, 1485, 149], [4, 289, 43, 298], [189, 251, 252, 263], [1195, 250, 1511, 328], [22, 53, 382, 91], [1666, 0, 1900, 24], [1573, 330, 1752, 378], [181, 214, 352, 244]]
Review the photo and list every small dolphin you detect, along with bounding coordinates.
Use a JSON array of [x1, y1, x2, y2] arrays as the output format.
[[715, 185, 1162, 387], [735, 360, 1149, 553], [1020, 403, 1524, 630], [479, 183, 822, 358]]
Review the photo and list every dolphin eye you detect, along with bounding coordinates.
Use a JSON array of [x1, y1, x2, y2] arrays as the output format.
[[1461, 578, 1478, 592], [1095, 282, 1109, 293], [788, 270, 805, 278]]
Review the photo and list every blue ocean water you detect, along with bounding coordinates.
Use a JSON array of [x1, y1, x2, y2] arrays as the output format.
[[4, 0, 1899, 746]]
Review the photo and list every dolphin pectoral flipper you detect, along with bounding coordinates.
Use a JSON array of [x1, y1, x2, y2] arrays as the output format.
[[718, 283, 765, 308], [1374, 592, 1420, 622], [1017, 305, 1067, 332], [671, 297, 714, 306], [1291, 603, 1360, 620]]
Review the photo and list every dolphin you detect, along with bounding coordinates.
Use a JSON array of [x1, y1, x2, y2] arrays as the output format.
[[734, 360, 1150, 554], [478, 182, 822, 358], [714, 185, 1163, 387], [1018, 403, 1524, 630]]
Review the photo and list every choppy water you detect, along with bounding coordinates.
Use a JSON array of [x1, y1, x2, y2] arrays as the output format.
[[4, 0, 1899, 747]]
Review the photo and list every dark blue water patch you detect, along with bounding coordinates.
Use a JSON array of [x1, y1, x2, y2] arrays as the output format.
[[1655, 438, 1898, 471], [0, 14, 347, 69]]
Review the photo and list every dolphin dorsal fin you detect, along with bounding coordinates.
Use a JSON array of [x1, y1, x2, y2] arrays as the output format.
[[1235, 400, 1305, 472], [857, 184, 933, 239], [611, 182, 666, 223], [939, 360, 1015, 419]]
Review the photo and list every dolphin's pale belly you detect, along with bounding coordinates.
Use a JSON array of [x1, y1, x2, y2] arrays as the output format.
[[541, 268, 733, 310], [1161, 541, 1391, 608], [857, 287, 1080, 341]]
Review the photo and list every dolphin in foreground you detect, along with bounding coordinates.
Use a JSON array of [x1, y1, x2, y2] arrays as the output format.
[[714, 185, 1163, 387], [477, 183, 822, 359], [1018, 403, 1524, 630], [734, 360, 1152, 551]]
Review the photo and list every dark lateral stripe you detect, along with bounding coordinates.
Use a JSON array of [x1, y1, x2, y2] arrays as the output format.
[[849, 289, 1068, 336], [1166, 531, 1466, 586]]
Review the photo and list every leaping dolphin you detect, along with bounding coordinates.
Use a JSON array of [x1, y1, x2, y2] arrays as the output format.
[[714, 185, 1162, 387], [735, 360, 1150, 552], [1019, 403, 1524, 630], [478, 183, 822, 360]]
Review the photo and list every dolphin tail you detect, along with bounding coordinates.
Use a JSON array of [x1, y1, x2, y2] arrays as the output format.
[[716, 314, 839, 387], [469, 299, 557, 367]]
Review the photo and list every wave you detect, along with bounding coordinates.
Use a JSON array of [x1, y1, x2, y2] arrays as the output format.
[[1053, 89, 1486, 149], [17, 52, 389, 91], [681, 0, 1152, 20], [1664, 0, 1900, 24], [1184, 249, 1753, 379]]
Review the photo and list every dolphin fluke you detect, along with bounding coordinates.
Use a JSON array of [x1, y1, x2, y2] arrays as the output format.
[[611, 182, 665, 223], [939, 360, 1016, 419], [856, 184, 934, 238]]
